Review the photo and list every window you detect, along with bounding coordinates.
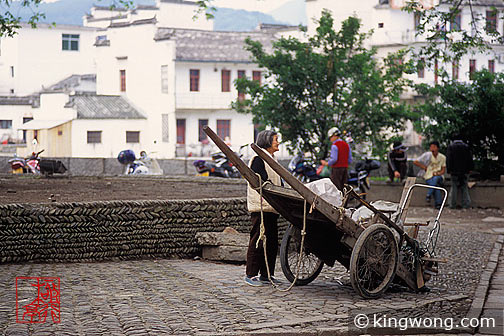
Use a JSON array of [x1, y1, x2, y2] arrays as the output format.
[[469, 59, 476, 79], [161, 65, 169, 93], [22, 117, 33, 143], [378, 22, 384, 28], [62, 34, 79, 51], [252, 71, 262, 85], [33, 130, 38, 142], [190, 69, 200, 92], [199, 119, 208, 141], [486, 10, 497, 32], [10, 66, 14, 77], [414, 12, 421, 31], [489, 59, 495, 73], [452, 60, 459, 80], [221, 69, 231, 92], [450, 13, 461, 31], [237, 70, 246, 101], [217, 120, 230, 140], [120, 70, 126, 92], [417, 58, 425, 78], [126, 131, 140, 143], [162, 114, 169, 142], [0, 120, 12, 129], [87, 131, 102, 144], [434, 59, 438, 84], [176, 119, 186, 144]]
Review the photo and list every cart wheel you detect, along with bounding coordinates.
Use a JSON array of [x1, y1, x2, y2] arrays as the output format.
[[350, 224, 398, 299], [280, 224, 323, 286]]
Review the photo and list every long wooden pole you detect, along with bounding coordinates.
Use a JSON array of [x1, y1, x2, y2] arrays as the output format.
[[203, 126, 259, 188]]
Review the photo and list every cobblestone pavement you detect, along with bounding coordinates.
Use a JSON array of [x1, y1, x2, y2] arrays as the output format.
[[1, 214, 503, 335]]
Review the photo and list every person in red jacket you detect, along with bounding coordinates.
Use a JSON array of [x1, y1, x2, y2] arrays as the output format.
[[320, 127, 352, 191]]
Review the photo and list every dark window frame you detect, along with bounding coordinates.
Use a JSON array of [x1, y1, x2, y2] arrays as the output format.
[[221, 69, 231, 92], [216, 119, 231, 140], [190, 69, 200, 92], [126, 131, 140, 143], [87, 131, 102, 144], [198, 119, 209, 142], [62, 34, 79, 51], [120, 70, 126, 92], [237, 70, 246, 101]]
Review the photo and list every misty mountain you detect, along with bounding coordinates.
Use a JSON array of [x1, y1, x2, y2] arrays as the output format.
[[11, 0, 287, 32], [268, 0, 307, 26], [213, 8, 285, 32]]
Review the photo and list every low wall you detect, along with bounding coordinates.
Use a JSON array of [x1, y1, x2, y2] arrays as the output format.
[[0, 156, 291, 176], [367, 180, 504, 208], [0, 198, 288, 264]]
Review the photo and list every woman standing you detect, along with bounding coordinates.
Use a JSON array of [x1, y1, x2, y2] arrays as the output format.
[[244, 130, 282, 286]]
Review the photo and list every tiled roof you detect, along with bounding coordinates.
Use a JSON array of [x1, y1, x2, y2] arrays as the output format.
[[441, 0, 504, 6], [109, 17, 157, 28], [160, 0, 198, 5], [0, 95, 39, 107], [45, 74, 96, 94], [65, 95, 146, 119], [154, 28, 275, 63]]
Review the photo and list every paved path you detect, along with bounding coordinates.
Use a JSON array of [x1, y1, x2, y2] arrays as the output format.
[[1, 210, 504, 335], [479, 234, 504, 335]]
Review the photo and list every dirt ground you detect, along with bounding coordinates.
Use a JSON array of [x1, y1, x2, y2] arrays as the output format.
[[0, 175, 247, 204], [1, 174, 503, 233]]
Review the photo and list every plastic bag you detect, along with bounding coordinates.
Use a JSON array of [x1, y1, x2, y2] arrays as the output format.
[[305, 178, 342, 206], [316, 165, 330, 178]]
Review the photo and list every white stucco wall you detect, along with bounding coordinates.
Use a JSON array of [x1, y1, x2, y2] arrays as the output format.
[[94, 21, 177, 159], [0, 24, 96, 96], [0, 105, 34, 142], [71, 119, 148, 158], [156, 0, 213, 30]]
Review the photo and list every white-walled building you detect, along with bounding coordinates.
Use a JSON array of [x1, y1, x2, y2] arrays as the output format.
[[20, 92, 147, 158], [306, 0, 504, 87], [305, 0, 504, 148], [0, 23, 97, 96], [95, 18, 278, 158]]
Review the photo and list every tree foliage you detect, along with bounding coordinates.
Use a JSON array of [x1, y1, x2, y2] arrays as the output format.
[[403, 0, 503, 74], [233, 11, 413, 160], [0, 0, 134, 37], [413, 70, 504, 169]]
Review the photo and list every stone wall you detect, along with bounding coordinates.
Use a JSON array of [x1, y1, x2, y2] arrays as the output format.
[[0, 198, 288, 264]]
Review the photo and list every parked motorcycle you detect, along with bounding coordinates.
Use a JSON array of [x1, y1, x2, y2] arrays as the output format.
[[287, 151, 322, 183], [288, 151, 381, 197], [117, 150, 163, 175], [8, 150, 43, 174], [8, 150, 67, 176], [348, 158, 381, 198], [193, 145, 245, 178]]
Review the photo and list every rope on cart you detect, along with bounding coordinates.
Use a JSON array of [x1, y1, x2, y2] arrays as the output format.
[[256, 175, 308, 292]]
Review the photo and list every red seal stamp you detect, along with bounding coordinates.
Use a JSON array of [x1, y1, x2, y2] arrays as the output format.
[[16, 277, 61, 324]]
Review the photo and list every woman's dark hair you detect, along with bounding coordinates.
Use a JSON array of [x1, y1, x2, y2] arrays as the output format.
[[255, 130, 277, 149], [429, 140, 440, 148]]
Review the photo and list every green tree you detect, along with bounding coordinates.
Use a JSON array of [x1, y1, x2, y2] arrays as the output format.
[[233, 11, 413, 160], [413, 70, 504, 175], [403, 0, 503, 74]]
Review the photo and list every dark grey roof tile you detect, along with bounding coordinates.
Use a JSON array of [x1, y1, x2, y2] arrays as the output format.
[[66, 94, 146, 119]]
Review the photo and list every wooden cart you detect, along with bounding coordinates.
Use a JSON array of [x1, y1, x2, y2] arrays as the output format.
[[204, 126, 447, 298]]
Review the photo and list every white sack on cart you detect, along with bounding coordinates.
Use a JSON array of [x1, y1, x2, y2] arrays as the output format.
[[305, 178, 343, 207], [351, 200, 399, 223]]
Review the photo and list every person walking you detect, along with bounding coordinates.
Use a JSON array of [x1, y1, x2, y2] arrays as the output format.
[[387, 141, 408, 182], [244, 130, 282, 287], [446, 135, 473, 209], [320, 127, 352, 191], [413, 141, 446, 209]]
